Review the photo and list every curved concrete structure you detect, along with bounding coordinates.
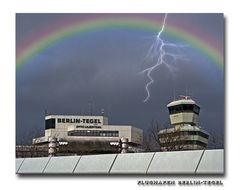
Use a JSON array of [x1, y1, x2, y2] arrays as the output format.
[[16, 149, 224, 174]]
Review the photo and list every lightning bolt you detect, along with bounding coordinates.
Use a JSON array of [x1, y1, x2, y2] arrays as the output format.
[[141, 13, 188, 103]]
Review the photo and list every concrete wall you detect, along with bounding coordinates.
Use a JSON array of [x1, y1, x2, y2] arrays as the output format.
[[16, 149, 224, 174], [131, 126, 143, 145], [169, 112, 198, 125]]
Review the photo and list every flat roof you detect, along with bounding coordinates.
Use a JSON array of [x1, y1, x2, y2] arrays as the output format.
[[167, 99, 199, 107]]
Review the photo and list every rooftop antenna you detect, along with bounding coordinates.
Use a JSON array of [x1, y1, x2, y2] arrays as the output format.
[[185, 86, 188, 96], [105, 105, 110, 117], [101, 108, 105, 116], [190, 90, 194, 99], [173, 88, 176, 101], [80, 108, 83, 115], [88, 102, 93, 116]]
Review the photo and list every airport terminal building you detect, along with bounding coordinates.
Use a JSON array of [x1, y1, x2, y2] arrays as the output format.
[[33, 114, 143, 148]]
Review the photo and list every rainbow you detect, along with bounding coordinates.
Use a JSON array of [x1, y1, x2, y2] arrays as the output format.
[[16, 14, 224, 71]]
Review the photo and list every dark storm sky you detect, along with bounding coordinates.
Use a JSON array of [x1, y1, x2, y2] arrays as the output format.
[[16, 13, 224, 144]]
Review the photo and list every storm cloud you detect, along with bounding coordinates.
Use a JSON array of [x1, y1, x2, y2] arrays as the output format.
[[16, 13, 224, 144]]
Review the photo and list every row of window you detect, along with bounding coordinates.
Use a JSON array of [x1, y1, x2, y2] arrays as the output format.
[[159, 131, 209, 139], [168, 104, 200, 114], [160, 140, 207, 148], [181, 131, 209, 139], [68, 130, 119, 137]]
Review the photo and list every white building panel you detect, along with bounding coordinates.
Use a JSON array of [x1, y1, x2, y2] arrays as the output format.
[[196, 149, 224, 174], [147, 150, 204, 174], [74, 154, 117, 174], [15, 158, 25, 173], [18, 157, 50, 174], [110, 152, 154, 174], [43, 156, 81, 174]]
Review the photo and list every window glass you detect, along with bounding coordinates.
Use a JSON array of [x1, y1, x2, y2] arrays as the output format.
[[169, 104, 199, 114], [175, 105, 180, 112], [188, 104, 193, 111], [193, 105, 200, 114], [183, 104, 187, 111], [68, 130, 119, 137], [45, 118, 56, 129]]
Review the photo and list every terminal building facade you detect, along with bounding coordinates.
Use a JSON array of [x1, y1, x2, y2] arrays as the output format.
[[29, 96, 208, 155], [158, 96, 209, 151], [33, 114, 143, 154]]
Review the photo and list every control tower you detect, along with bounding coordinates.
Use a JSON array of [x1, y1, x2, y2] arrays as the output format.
[[158, 96, 209, 151]]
